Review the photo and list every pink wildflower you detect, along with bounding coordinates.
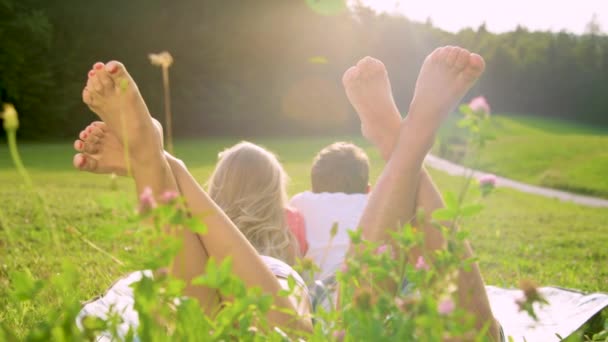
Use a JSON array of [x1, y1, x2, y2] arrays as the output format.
[[415, 256, 429, 271], [438, 298, 455, 315], [160, 190, 179, 204], [375, 244, 388, 255], [478, 174, 497, 187], [479, 174, 497, 196], [332, 329, 345, 341], [375, 244, 396, 258], [138, 186, 157, 213], [340, 263, 348, 273], [469, 96, 491, 116]]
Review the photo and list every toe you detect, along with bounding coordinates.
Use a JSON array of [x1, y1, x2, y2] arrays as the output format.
[[73, 153, 98, 172], [105, 60, 128, 79], [454, 48, 471, 71], [97, 68, 114, 92], [93, 62, 105, 71], [356, 56, 375, 68], [82, 88, 94, 106], [88, 125, 105, 139], [91, 74, 104, 94], [342, 66, 359, 86], [79, 129, 89, 141], [83, 140, 100, 154], [91, 121, 108, 131], [469, 53, 486, 72], [446, 46, 460, 67], [462, 53, 486, 81], [74, 139, 84, 152], [463, 53, 486, 80], [430, 46, 445, 63]]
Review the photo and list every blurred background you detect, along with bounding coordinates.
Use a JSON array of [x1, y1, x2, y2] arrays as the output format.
[[1, 0, 607, 139]]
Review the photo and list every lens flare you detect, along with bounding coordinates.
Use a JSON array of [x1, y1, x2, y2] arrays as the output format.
[[306, 0, 347, 16]]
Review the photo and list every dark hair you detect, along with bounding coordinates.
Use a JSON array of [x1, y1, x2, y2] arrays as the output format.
[[311, 142, 369, 194]]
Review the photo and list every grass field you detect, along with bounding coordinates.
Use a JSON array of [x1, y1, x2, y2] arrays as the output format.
[[1, 135, 607, 335], [440, 114, 608, 198]]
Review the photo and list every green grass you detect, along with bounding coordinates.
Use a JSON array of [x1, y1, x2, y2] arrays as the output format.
[[444, 114, 608, 198], [1, 137, 607, 334]]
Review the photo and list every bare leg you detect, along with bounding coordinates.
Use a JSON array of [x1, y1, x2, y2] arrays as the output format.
[[83, 62, 221, 313], [80, 67, 311, 331], [343, 48, 499, 339]]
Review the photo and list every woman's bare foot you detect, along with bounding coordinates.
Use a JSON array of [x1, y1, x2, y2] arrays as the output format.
[[342, 58, 401, 146], [82, 61, 161, 156], [73, 120, 165, 176], [342, 57, 402, 158], [408, 46, 485, 132], [73, 121, 126, 175]]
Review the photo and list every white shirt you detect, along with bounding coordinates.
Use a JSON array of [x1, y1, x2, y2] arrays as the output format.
[[289, 191, 368, 280]]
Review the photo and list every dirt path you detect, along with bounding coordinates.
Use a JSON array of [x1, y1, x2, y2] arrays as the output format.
[[425, 154, 608, 208]]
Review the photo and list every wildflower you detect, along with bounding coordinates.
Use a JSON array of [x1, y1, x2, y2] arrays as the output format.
[[1, 103, 19, 131], [138, 187, 157, 213], [394, 296, 417, 313], [469, 96, 491, 117], [516, 279, 548, 320], [375, 244, 388, 255], [160, 190, 179, 204], [438, 298, 455, 315], [332, 329, 345, 341], [478, 174, 497, 196], [148, 51, 174, 68], [340, 263, 348, 273], [478, 174, 497, 187], [415, 256, 430, 271]]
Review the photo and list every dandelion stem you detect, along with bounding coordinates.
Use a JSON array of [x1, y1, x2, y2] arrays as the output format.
[[162, 66, 174, 155], [6, 130, 60, 248]]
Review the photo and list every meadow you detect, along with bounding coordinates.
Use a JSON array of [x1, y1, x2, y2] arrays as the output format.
[[439, 114, 608, 198], [0, 115, 607, 335]]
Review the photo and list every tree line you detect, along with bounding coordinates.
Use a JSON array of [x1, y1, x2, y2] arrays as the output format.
[[1, 0, 606, 139]]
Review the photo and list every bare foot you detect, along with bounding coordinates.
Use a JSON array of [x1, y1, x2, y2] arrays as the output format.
[[408, 46, 485, 131], [342, 57, 402, 157], [82, 61, 161, 156], [73, 120, 164, 176]]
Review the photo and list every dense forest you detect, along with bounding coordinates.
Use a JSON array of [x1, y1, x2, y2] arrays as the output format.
[[1, 0, 607, 139]]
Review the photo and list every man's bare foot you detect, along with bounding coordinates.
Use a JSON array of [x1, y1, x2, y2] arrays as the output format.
[[82, 61, 161, 156], [342, 57, 402, 157], [408, 46, 485, 131], [73, 120, 165, 176]]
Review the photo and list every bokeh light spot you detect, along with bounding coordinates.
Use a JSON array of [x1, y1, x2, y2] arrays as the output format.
[[305, 0, 347, 16], [281, 76, 349, 130]]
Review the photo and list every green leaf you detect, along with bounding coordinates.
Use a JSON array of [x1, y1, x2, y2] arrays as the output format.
[[459, 104, 473, 116], [432, 208, 458, 221], [443, 192, 459, 210], [287, 275, 296, 291], [460, 204, 484, 217]]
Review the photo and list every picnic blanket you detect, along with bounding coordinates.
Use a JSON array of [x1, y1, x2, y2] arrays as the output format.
[[77, 272, 608, 341], [487, 285, 608, 341]]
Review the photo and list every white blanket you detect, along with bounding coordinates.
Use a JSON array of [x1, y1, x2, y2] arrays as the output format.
[[487, 286, 608, 341], [77, 274, 608, 341]]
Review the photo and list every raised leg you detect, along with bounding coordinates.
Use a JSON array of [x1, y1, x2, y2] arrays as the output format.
[[343, 47, 499, 339]]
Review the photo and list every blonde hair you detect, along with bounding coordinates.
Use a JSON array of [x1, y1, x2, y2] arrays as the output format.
[[207, 141, 297, 264]]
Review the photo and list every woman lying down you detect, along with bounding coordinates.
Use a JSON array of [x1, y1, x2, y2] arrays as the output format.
[[74, 45, 502, 341]]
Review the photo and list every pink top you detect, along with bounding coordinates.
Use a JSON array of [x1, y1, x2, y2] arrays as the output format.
[[286, 207, 308, 256]]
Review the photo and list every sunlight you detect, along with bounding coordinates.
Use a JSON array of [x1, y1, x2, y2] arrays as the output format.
[[355, 0, 607, 34]]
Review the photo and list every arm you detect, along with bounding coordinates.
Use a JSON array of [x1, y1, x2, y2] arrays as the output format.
[[164, 153, 312, 332]]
